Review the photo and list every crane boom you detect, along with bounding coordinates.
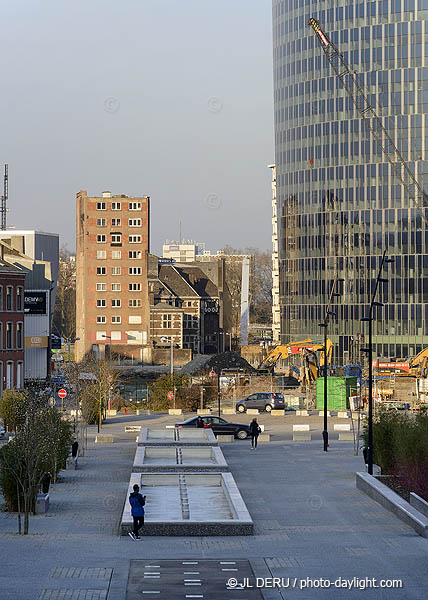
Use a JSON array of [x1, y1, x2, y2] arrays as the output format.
[[308, 17, 428, 227]]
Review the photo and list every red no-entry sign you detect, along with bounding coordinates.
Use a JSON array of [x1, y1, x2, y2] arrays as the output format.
[[58, 388, 67, 399], [209, 370, 216, 378], [167, 390, 175, 400]]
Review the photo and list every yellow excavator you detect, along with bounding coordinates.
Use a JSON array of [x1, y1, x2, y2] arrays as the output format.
[[409, 347, 428, 378], [258, 338, 333, 383]]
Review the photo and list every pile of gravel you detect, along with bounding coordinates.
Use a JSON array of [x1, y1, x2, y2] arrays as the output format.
[[205, 352, 257, 374]]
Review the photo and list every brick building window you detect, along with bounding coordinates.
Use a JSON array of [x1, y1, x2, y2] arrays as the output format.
[[111, 267, 121, 275], [96, 267, 106, 275], [96, 331, 107, 340], [96, 218, 106, 226], [111, 331, 121, 341], [97, 234, 106, 243], [162, 314, 172, 328], [96, 202, 106, 210], [111, 283, 121, 291], [112, 250, 121, 259], [96, 283, 106, 291], [129, 283, 142, 291], [129, 202, 142, 210], [16, 287, 23, 311], [0, 323, 2, 349], [97, 299, 106, 308], [111, 234, 122, 245], [97, 250, 107, 259], [0, 286, 2, 310], [112, 218, 121, 226], [129, 267, 142, 275], [16, 322, 23, 349], [129, 299, 142, 308], [6, 286, 12, 310], [6, 323, 12, 349], [111, 316, 121, 323], [128, 235, 141, 243], [128, 218, 142, 227], [17, 361, 24, 389], [97, 316, 106, 324], [112, 202, 121, 210], [112, 299, 121, 307], [129, 251, 142, 259]]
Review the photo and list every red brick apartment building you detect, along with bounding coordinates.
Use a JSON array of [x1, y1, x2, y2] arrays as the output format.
[[75, 191, 150, 362], [0, 260, 25, 390]]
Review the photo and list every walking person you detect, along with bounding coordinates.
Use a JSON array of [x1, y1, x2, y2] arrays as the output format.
[[128, 484, 146, 540], [250, 418, 261, 449]]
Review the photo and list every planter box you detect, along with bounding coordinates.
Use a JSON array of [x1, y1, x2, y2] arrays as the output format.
[[36, 493, 49, 514], [270, 410, 285, 416], [168, 409, 182, 416], [106, 410, 117, 417], [356, 472, 428, 538], [222, 409, 236, 415], [258, 433, 271, 443]]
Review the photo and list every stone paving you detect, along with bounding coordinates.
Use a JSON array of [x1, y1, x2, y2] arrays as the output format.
[[0, 412, 427, 599]]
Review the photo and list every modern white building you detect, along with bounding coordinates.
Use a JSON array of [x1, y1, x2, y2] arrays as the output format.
[[269, 164, 280, 343], [162, 241, 207, 263]]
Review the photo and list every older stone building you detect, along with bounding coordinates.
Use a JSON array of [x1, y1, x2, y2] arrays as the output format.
[[148, 256, 231, 355]]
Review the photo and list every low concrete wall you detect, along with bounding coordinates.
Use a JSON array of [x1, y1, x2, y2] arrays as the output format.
[[197, 409, 211, 415], [318, 411, 331, 417], [270, 409, 285, 416], [293, 432, 311, 441], [222, 409, 236, 415], [247, 409, 259, 415], [337, 411, 350, 418], [168, 409, 183, 416], [217, 435, 234, 443], [410, 493, 428, 518], [293, 424, 310, 431], [152, 348, 192, 367], [95, 435, 115, 443], [258, 433, 270, 442], [356, 472, 428, 538], [106, 410, 117, 417], [338, 432, 354, 441], [296, 410, 309, 416], [334, 423, 351, 431]]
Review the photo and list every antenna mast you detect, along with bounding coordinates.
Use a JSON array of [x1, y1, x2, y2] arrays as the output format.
[[1, 164, 8, 230]]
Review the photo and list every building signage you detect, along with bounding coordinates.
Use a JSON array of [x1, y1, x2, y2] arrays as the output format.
[[158, 258, 175, 264], [25, 336, 49, 348], [24, 292, 47, 314]]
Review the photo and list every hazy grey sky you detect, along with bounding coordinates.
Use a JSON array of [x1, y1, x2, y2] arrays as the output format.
[[1, 0, 273, 255]]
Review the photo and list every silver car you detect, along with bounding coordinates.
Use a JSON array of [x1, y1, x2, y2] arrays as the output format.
[[236, 392, 286, 413]]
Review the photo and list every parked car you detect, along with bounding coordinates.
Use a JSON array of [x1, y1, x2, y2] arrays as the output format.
[[175, 415, 251, 440], [236, 392, 286, 413]]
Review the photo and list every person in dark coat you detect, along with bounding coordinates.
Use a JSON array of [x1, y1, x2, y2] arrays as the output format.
[[71, 440, 79, 466], [196, 416, 204, 428], [250, 418, 261, 449], [128, 484, 146, 540]]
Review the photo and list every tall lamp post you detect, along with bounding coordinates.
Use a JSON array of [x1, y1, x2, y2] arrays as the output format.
[[102, 334, 112, 412], [361, 250, 391, 475], [318, 277, 342, 452], [161, 335, 175, 409]]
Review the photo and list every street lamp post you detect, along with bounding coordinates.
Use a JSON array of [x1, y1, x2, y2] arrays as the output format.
[[102, 334, 112, 412], [361, 250, 391, 475], [318, 277, 342, 452]]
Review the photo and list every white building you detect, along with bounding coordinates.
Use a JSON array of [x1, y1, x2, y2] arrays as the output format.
[[269, 165, 280, 343], [162, 240, 206, 263]]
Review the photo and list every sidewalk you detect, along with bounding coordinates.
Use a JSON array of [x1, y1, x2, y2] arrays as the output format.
[[0, 413, 426, 599]]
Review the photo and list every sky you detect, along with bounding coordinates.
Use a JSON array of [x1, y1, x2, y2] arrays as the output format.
[[0, 0, 274, 255]]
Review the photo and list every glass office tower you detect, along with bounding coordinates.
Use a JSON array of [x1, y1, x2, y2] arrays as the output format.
[[273, 0, 428, 364]]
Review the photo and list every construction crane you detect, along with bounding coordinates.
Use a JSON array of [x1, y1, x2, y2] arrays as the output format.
[[0, 164, 8, 230], [308, 17, 428, 227]]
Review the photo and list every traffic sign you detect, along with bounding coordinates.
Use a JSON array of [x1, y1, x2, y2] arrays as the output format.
[[58, 388, 67, 399], [167, 390, 175, 401], [209, 370, 216, 378]]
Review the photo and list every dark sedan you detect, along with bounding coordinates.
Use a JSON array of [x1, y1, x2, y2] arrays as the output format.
[[175, 415, 252, 440]]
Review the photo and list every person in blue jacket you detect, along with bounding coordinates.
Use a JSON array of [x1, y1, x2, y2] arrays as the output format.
[[128, 484, 146, 540]]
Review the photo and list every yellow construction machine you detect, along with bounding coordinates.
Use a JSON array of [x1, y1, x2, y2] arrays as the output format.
[[258, 338, 333, 383]]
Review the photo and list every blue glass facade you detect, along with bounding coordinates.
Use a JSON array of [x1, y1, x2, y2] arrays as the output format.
[[273, 0, 428, 364]]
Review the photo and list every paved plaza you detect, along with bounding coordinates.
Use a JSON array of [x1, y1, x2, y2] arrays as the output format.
[[0, 411, 427, 599]]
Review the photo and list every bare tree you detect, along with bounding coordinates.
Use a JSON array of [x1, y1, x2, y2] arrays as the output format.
[[53, 245, 76, 339]]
